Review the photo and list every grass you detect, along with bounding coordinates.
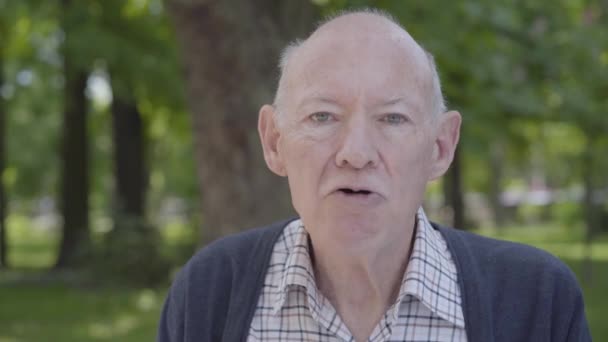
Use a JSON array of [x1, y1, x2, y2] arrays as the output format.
[[5, 215, 59, 269], [1, 216, 606, 341], [0, 284, 163, 342], [0, 215, 178, 342], [563, 260, 608, 340], [477, 222, 608, 261]]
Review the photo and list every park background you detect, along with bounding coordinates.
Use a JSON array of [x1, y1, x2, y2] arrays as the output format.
[[0, 0, 606, 341]]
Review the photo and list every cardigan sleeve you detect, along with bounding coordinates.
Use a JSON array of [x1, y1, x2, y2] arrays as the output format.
[[157, 268, 187, 342], [564, 285, 592, 342]]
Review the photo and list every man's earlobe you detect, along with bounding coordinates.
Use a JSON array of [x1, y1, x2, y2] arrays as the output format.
[[258, 104, 287, 177]]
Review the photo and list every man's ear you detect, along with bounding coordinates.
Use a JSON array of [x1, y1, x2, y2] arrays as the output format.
[[258, 104, 287, 177], [428, 110, 461, 181]]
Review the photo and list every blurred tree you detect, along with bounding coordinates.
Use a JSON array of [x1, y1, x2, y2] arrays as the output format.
[[165, 0, 318, 240], [110, 86, 147, 227], [443, 148, 465, 228], [96, 0, 182, 231], [55, 0, 91, 268], [48, 0, 183, 282], [543, 0, 608, 282], [0, 0, 22, 269], [0, 51, 6, 268], [488, 140, 507, 227], [1, 0, 63, 267]]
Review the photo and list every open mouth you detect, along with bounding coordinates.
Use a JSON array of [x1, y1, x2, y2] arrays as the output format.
[[338, 188, 372, 195]]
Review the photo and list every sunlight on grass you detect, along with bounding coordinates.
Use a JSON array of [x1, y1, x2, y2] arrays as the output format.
[[7, 214, 59, 269], [530, 242, 608, 261], [0, 286, 164, 342], [87, 314, 139, 339], [476, 224, 608, 261], [136, 289, 160, 312], [0, 337, 21, 342], [159, 219, 195, 246]]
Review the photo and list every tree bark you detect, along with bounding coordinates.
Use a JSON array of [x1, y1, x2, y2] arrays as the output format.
[[55, 0, 90, 268], [443, 146, 466, 229], [0, 52, 7, 268], [111, 94, 147, 226], [165, 0, 317, 241], [489, 140, 506, 227], [55, 69, 90, 268]]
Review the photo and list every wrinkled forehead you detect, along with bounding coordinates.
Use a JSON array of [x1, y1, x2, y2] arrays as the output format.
[[308, 13, 426, 60], [281, 14, 434, 112]]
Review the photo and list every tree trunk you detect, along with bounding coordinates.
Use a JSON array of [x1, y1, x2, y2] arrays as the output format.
[[0, 53, 7, 268], [55, 69, 90, 268], [581, 136, 597, 284], [111, 94, 147, 226], [443, 146, 466, 229], [165, 0, 317, 242], [55, 0, 90, 267], [489, 140, 506, 227]]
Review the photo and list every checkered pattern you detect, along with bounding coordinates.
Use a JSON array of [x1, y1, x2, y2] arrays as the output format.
[[248, 208, 467, 341]]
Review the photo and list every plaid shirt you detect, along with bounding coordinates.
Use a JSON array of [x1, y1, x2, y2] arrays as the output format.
[[248, 208, 467, 341]]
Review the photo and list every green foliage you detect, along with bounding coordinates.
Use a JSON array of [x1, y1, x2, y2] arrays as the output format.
[[1, 1, 62, 199], [550, 202, 584, 228], [1, 0, 196, 217]]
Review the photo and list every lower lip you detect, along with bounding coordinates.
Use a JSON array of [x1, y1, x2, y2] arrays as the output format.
[[331, 191, 383, 206]]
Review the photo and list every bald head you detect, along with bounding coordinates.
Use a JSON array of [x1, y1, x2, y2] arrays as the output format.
[[273, 10, 446, 120]]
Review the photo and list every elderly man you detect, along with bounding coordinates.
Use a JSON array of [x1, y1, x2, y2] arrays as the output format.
[[158, 10, 590, 342]]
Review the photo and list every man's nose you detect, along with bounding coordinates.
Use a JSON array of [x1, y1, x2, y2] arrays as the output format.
[[335, 116, 379, 169]]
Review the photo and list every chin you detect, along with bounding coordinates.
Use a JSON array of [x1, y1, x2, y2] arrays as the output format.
[[320, 215, 384, 246]]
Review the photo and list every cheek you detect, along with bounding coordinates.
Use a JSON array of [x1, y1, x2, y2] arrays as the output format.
[[388, 137, 435, 183], [283, 151, 322, 218], [280, 133, 336, 213], [280, 126, 336, 171], [280, 137, 327, 189]]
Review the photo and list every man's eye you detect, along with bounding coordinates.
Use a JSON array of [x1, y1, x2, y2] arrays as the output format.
[[381, 113, 408, 125], [310, 112, 332, 122]]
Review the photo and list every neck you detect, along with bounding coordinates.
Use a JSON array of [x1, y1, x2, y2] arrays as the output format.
[[311, 221, 415, 340]]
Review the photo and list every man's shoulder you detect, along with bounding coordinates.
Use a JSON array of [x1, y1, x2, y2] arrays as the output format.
[[164, 219, 292, 317], [435, 222, 581, 292], [432, 225, 590, 340], [158, 220, 293, 341], [184, 218, 292, 272]]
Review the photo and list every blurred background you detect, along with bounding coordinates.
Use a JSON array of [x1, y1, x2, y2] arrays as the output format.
[[0, 0, 606, 341]]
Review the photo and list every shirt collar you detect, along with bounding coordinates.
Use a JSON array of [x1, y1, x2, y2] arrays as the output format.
[[394, 208, 465, 327], [272, 208, 465, 328], [272, 220, 323, 315]]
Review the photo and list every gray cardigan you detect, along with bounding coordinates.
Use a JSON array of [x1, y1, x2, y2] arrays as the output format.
[[157, 220, 591, 341]]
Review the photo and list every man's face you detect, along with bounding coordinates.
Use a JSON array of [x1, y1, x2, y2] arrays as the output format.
[[260, 20, 459, 252]]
